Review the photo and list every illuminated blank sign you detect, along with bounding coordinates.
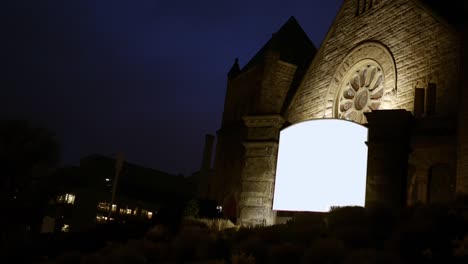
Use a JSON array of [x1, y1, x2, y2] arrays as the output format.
[[272, 119, 368, 212]]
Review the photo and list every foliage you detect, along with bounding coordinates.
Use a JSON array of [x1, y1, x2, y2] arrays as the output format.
[[44, 205, 468, 264], [231, 252, 256, 264], [302, 237, 346, 264], [0, 120, 61, 256], [266, 242, 304, 264], [183, 199, 200, 218], [0, 120, 59, 194]]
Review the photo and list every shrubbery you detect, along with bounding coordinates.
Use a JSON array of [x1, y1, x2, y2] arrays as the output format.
[[43, 205, 468, 264]]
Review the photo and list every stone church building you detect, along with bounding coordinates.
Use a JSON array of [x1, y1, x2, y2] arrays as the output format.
[[200, 0, 467, 226]]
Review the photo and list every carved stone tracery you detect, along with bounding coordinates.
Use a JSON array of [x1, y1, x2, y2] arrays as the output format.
[[337, 61, 385, 123], [324, 41, 397, 124]]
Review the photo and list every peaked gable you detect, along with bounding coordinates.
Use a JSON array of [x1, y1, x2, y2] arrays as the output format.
[[287, 0, 461, 123]]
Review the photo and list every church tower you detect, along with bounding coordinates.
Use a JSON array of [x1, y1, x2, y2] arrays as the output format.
[[212, 17, 317, 225]]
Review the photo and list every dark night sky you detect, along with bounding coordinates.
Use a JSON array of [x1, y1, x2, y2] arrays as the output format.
[[2, 0, 341, 175]]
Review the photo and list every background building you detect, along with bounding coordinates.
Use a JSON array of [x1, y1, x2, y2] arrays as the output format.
[[42, 154, 196, 232]]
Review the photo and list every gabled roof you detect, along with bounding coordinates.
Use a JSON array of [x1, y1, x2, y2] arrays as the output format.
[[240, 16, 317, 73]]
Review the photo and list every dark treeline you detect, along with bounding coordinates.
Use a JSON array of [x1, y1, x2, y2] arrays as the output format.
[[37, 204, 468, 264]]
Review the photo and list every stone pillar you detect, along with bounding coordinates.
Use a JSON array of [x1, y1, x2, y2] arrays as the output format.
[[365, 110, 413, 210], [456, 5, 468, 197], [238, 115, 284, 227]]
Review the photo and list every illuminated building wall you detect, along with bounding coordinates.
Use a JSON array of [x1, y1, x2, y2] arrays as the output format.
[[287, 0, 460, 123], [213, 0, 465, 226], [285, 0, 462, 204], [212, 17, 317, 225]]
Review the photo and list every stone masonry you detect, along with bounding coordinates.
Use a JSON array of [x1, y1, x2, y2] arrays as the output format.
[[365, 110, 413, 210], [287, 0, 460, 122], [212, 17, 316, 223], [238, 115, 284, 226], [456, 3, 468, 196], [211, 0, 465, 226]]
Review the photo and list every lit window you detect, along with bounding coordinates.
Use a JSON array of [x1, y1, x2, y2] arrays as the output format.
[[133, 208, 138, 215], [126, 209, 132, 215], [147, 211, 153, 219], [97, 202, 110, 211], [96, 215, 108, 223], [65, 193, 75, 204], [61, 224, 70, 232], [216, 205, 223, 212], [58, 194, 75, 204], [57, 195, 65, 203], [105, 178, 110, 182], [111, 204, 117, 212], [119, 208, 126, 214]]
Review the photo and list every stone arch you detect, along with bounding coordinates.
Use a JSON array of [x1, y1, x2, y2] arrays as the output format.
[[323, 41, 397, 123]]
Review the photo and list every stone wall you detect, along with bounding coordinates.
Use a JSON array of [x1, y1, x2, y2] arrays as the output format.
[[456, 3, 468, 196], [211, 64, 263, 203], [238, 115, 284, 226], [287, 0, 460, 122], [257, 52, 298, 113], [408, 117, 457, 204], [213, 56, 300, 212], [365, 110, 413, 210]]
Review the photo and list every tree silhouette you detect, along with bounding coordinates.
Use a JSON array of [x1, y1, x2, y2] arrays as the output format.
[[0, 120, 60, 232]]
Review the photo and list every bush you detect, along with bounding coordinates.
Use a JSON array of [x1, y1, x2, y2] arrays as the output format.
[[233, 233, 267, 264], [54, 250, 82, 264], [454, 234, 468, 260], [184, 199, 200, 218], [332, 226, 372, 249], [267, 242, 304, 264], [145, 224, 171, 242], [231, 252, 255, 264], [327, 206, 368, 229], [302, 237, 346, 264], [342, 249, 400, 264]]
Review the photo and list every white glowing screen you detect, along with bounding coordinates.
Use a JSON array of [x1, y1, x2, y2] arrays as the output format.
[[272, 119, 368, 212]]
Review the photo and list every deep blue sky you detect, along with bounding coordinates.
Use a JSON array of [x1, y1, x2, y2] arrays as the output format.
[[2, 0, 342, 175]]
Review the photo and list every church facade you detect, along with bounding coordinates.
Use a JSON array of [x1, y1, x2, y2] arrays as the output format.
[[206, 0, 467, 226]]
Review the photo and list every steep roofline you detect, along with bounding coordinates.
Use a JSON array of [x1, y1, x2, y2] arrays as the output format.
[[239, 16, 316, 73], [411, 0, 463, 32], [284, 0, 347, 119]]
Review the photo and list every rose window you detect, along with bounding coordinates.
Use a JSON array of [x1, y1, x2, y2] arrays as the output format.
[[337, 64, 384, 123]]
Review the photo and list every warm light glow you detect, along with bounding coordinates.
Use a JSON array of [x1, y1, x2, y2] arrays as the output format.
[[65, 194, 75, 204], [147, 211, 153, 219], [97, 202, 109, 211], [61, 224, 70, 232], [58, 193, 76, 204], [272, 119, 368, 212], [96, 214, 108, 223], [111, 204, 117, 212]]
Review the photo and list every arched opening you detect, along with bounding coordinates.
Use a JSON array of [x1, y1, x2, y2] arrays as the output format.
[[273, 119, 368, 212], [223, 194, 237, 223], [427, 163, 455, 204]]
